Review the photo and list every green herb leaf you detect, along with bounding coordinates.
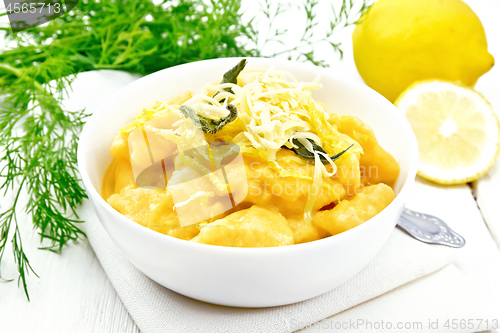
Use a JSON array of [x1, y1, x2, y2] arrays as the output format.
[[289, 138, 353, 164], [214, 59, 247, 101], [180, 104, 238, 134], [221, 59, 247, 88]]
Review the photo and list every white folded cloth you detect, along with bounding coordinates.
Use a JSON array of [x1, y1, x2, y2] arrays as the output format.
[[79, 200, 490, 333]]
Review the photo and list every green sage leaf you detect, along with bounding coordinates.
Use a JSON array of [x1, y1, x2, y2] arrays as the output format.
[[288, 138, 353, 164], [180, 104, 238, 134], [215, 59, 247, 98], [221, 59, 247, 86]]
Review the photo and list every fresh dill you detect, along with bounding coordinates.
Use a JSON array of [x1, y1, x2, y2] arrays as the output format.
[[0, 0, 258, 300], [249, 0, 373, 65], [0, 0, 372, 299]]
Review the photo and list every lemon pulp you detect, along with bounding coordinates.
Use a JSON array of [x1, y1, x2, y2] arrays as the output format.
[[396, 80, 500, 184]]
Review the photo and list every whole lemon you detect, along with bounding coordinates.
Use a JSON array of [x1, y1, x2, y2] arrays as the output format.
[[352, 0, 494, 102]]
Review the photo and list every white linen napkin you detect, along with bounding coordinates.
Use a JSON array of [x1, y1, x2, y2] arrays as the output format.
[[79, 200, 471, 333]]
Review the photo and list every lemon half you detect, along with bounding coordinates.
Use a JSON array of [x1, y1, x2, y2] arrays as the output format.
[[395, 80, 500, 185]]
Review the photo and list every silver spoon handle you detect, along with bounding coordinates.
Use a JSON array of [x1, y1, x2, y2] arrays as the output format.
[[397, 208, 466, 248]]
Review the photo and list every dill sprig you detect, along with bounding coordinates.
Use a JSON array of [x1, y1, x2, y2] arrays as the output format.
[[0, 0, 371, 300], [0, 61, 88, 299], [0, 0, 258, 300], [251, 0, 373, 66]]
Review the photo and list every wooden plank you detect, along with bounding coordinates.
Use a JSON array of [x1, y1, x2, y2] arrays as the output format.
[[0, 202, 139, 333], [474, 163, 500, 246], [471, 0, 500, 248], [0, 71, 140, 333], [1, 1, 499, 332]]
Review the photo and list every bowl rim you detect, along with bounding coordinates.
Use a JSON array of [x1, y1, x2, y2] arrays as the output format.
[[77, 56, 419, 254]]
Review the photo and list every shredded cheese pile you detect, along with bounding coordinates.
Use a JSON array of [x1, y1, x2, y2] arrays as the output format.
[[184, 67, 338, 176]]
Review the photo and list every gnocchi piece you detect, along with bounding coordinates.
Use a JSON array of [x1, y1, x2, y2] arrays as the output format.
[[313, 184, 395, 235], [286, 215, 329, 244], [192, 205, 294, 247], [330, 115, 400, 187], [148, 194, 200, 240], [244, 153, 347, 216], [107, 184, 166, 227]]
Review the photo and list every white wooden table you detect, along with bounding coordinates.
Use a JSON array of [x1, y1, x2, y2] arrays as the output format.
[[1, 1, 500, 332]]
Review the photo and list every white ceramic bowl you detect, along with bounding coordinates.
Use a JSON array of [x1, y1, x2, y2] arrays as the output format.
[[77, 57, 418, 307]]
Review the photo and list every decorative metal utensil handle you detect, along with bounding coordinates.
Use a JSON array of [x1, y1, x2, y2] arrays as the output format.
[[397, 208, 466, 248]]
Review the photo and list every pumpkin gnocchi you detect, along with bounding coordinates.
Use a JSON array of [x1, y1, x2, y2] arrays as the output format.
[[103, 62, 400, 247]]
